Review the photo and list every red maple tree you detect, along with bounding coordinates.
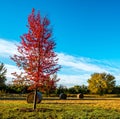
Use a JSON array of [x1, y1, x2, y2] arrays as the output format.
[[11, 8, 61, 109], [38, 74, 60, 96]]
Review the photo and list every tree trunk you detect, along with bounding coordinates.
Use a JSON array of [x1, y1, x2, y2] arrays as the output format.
[[33, 88, 37, 110]]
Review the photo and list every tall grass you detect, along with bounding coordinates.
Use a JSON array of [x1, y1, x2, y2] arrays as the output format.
[[1, 99, 120, 118]]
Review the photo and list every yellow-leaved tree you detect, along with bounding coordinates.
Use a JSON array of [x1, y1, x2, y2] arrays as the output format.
[[88, 72, 115, 95]]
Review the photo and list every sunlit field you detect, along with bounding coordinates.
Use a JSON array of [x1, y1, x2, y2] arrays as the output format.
[[1, 99, 120, 119]]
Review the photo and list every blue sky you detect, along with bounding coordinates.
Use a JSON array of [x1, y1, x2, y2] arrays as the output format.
[[0, 0, 120, 87]]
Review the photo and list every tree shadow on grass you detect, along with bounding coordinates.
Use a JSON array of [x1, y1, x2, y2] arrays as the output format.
[[17, 108, 62, 112]]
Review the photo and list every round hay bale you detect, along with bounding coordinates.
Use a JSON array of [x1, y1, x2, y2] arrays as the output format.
[[59, 93, 67, 99], [77, 93, 84, 99], [27, 92, 42, 103]]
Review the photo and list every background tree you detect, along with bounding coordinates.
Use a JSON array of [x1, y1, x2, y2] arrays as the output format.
[[88, 72, 115, 95], [11, 8, 61, 110], [112, 85, 120, 94], [0, 62, 7, 90], [68, 85, 88, 94], [68, 86, 76, 94], [73, 85, 80, 94], [79, 85, 88, 94], [56, 85, 68, 95]]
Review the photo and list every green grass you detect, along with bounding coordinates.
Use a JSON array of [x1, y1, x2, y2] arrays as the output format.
[[1, 99, 120, 119]]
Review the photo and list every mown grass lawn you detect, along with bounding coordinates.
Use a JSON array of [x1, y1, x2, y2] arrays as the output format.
[[1, 99, 120, 119]]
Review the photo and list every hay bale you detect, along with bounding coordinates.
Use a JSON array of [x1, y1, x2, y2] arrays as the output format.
[[77, 93, 84, 99], [59, 93, 67, 99], [27, 92, 42, 103]]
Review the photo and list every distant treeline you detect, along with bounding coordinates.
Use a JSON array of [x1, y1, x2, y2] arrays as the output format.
[[1, 84, 120, 96]]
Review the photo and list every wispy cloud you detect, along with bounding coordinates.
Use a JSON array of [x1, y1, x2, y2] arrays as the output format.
[[57, 74, 90, 87], [0, 38, 18, 57], [58, 53, 108, 73], [57, 53, 120, 87], [5, 64, 21, 79], [5, 64, 22, 84], [0, 39, 120, 87]]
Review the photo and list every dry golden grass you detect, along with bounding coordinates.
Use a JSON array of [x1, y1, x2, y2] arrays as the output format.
[[40, 99, 120, 111], [1, 98, 120, 111], [1, 99, 120, 118]]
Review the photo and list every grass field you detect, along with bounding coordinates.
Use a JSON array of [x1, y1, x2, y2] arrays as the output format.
[[1, 99, 120, 119]]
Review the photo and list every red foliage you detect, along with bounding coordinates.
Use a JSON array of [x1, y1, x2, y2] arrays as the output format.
[[11, 8, 61, 90], [38, 74, 60, 94]]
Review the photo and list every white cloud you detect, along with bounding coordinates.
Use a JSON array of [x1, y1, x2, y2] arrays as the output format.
[[57, 74, 90, 87], [5, 64, 21, 79], [57, 53, 120, 86], [57, 53, 108, 73], [0, 38, 18, 57], [1, 39, 120, 87]]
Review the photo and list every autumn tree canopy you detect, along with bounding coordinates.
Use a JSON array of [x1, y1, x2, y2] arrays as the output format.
[[11, 8, 61, 109], [87, 72, 115, 95], [38, 74, 60, 96]]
